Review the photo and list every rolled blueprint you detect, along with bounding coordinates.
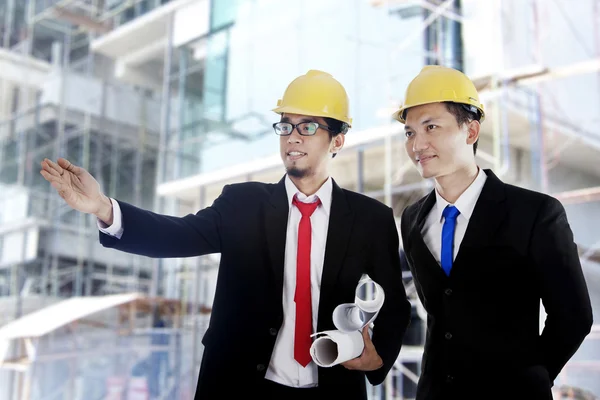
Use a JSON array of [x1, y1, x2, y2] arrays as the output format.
[[332, 274, 385, 332], [355, 275, 385, 313], [309, 330, 364, 368], [310, 274, 385, 367]]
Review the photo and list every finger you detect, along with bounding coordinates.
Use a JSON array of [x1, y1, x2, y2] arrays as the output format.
[[362, 325, 372, 343], [342, 360, 359, 370], [42, 170, 63, 190], [58, 158, 82, 176], [41, 159, 58, 176], [40, 169, 60, 183], [342, 346, 366, 367], [43, 158, 64, 177]]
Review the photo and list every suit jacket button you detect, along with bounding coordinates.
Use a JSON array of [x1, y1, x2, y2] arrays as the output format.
[[444, 288, 452, 296], [257, 364, 265, 372], [269, 328, 278, 336], [445, 332, 452, 340]]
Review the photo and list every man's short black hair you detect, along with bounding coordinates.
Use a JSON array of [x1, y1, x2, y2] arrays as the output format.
[[323, 117, 349, 159], [443, 102, 481, 155]]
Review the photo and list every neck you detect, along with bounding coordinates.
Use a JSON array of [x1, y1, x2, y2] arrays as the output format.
[[435, 163, 479, 204], [289, 173, 329, 196]]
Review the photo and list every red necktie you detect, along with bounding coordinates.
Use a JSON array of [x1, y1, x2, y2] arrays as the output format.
[[292, 195, 321, 367]]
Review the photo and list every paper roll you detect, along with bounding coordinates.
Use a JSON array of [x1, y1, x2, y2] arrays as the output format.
[[332, 304, 366, 332], [309, 330, 364, 367], [355, 274, 385, 313], [310, 274, 385, 367], [331, 274, 385, 332]]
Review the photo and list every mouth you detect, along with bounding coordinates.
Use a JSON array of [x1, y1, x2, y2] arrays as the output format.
[[416, 155, 436, 165], [287, 151, 307, 161]]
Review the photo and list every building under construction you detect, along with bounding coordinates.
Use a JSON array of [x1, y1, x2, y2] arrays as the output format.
[[0, 0, 599, 399]]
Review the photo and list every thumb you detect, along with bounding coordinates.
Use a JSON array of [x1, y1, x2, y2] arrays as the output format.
[[362, 325, 371, 342], [57, 158, 82, 175]]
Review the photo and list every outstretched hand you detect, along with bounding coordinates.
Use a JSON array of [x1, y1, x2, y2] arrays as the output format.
[[40, 158, 113, 224], [341, 325, 383, 371]]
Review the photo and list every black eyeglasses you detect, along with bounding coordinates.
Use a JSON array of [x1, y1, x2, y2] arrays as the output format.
[[273, 121, 334, 136]]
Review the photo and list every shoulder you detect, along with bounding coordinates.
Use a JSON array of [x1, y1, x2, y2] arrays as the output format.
[[214, 181, 278, 207], [503, 182, 564, 215], [401, 192, 431, 222], [342, 189, 392, 217], [222, 181, 275, 195]]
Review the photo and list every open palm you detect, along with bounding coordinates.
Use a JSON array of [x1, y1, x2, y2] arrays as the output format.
[[40, 158, 107, 215]]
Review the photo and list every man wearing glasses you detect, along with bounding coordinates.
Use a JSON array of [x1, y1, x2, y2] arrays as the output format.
[[41, 70, 411, 400]]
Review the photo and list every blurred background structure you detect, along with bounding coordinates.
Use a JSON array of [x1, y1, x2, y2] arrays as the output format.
[[0, 0, 598, 398]]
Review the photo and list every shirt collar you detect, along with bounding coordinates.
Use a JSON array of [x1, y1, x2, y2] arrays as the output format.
[[285, 175, 333, 216], [434, 167, 487, 222]]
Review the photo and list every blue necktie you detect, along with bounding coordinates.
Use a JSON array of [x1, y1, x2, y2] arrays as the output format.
[[441, 205, 461, 276]]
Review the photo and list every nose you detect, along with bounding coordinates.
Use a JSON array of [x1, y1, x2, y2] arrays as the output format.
[[412, 132, 429, 153], [287, 130, 302, 144]]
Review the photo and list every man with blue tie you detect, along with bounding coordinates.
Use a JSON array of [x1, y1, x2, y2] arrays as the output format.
[[395, 65, 593, 400], [41, 70, 411, 399]]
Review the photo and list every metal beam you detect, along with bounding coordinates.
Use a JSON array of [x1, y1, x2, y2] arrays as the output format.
[[394, 0, 456, 52], [552, 186, 600, 205], [30, 0, 75, 24], [476, 59, 600, 96], [52, 7, 112, 34], [371, 0, 464, 22]]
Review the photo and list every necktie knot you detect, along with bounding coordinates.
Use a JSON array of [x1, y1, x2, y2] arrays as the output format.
[[293, 195, 321, 217], [442, 205, 460, 221]]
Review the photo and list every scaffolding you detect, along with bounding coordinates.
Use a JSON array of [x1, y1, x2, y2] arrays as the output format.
[[0, 0, 599, 399], [0, 292, 209, 400], [0, 0, 163, 313]]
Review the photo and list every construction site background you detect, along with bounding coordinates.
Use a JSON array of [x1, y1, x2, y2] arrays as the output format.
[[0, 0, 599, 399]]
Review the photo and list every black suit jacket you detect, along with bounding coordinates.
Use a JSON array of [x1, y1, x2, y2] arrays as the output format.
[[100, 176, 412, 399], [400, 169, 593, 400]]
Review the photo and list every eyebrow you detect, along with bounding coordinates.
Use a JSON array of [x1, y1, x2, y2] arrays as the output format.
[[404, 118, 439, 131], [281, 117, 318, 124]]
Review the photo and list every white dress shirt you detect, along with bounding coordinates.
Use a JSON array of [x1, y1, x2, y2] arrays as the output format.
[[264, 175, 332, 387], [421, 168, 487, 265], [97, 197, 124, 238], [97, 175, 333, 388]]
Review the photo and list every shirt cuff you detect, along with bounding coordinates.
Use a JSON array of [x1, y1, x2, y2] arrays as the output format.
[[97, 198, 124, 239]]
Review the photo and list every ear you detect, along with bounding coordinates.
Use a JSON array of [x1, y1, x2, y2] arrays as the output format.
[[330, 133, 345, 155], [465, 120, 480, 145]]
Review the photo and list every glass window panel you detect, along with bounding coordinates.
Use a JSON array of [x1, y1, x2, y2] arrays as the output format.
[[211, 0, 240, 30]]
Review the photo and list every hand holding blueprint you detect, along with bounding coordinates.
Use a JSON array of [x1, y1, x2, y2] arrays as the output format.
[[310, 274, 385, 367]]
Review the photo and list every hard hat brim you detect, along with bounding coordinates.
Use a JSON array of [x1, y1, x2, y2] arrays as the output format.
[[272, 105, 352, 127], [392, 101, 485, 124]]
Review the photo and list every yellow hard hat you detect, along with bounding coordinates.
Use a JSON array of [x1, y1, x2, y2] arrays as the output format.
[[392, 65, 485, 124], [273, 70, 352, 127]]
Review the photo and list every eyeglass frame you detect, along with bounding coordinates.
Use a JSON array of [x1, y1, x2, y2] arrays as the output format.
[[272, 121, 337, 136]]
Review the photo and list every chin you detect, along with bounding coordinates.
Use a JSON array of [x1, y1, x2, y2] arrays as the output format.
[[287, 166, 311, 178], [418, 167, 436, 180]]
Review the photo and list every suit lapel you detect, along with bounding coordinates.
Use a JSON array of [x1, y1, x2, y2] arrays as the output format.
[[455, 169, 507, 259], [319, 180, 354, 321], [264, 176, 289, 297], [413, 188, 436, 237], [408, 188, 447, 278]]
